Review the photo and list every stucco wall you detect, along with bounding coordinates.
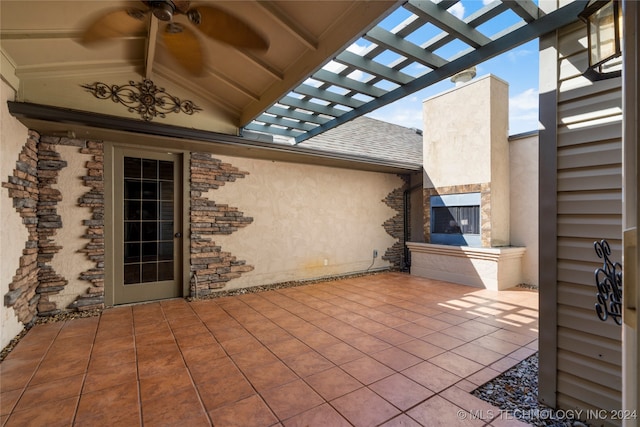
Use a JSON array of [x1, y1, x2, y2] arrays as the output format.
[[423, 75, 509, 189], [422, 74, 510, 247], [209, 155, 401, 289], [1, 79, 28, 348], [509, 133, 539, 286], [49, 145, 95, 309]]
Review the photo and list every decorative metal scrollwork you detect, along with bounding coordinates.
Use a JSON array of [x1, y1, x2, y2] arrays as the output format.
[[593, 239, 623, 325], [81, 79, 202, 122]]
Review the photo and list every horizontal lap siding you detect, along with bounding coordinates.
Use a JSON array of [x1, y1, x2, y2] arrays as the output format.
[[555, 21, 622, 418]]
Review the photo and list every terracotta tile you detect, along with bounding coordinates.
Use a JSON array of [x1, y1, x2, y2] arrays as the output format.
[[487, 329, 536, 346], [472, 335, 521, 355], [465, 366, 502, 387], [88, 346, 136, 372], [451, 342, 505, 366], [232, 347, 279, 371], [57, 317, 99, 338], [180, 342, 227, 366], [315, 342, 364, 365], [429, 352, 484, 378], [267, 338, 312, 359], [198, 371, 255, 411], [142, 386, 209, 427], [508, 346, 537, 361], [4, 396, 78, 427], [379, 414, 423, 427], [0, 389, 21, 416], [252, 327, 293, 346], [2, 344, 47, 363], [299, 331, 342, 349], [172, 324, 215, 343], [331, 387, 400, 427], [421, 331, 466, 350], [434, 312, 469, 325], [341, 356, 394, 385], [29, 355, 89, 385], [398, 339, 446, 360], [189, 356, 240, 385], [456, 379, 480, 392], [489, 356, 520, 373], [134, 330, 175, 347], [220, 334, 264, 355], [0, 358, 40, 392], [261, 379, 324, 420], [209, 394, 278, 427], [283, 403, 351, 427], [83, 361, 137, 393], [91, 334, 135, 356], [402, 361, 461, 393], [373, 328, 414, 345], [440, 324, 487, 342], [75, 381, 140, 424], [139, 368, 195, 402], [13, 373, 83, 412], [134, 318, 172, 336], [370, 347, 422, 371], [348, 335, 391, 354], [304, 367, 362, 400], [414, 316, 460, 331], [282, 351, 334, 378], [395, 322, 435, 338], [137, 351, 186, 379], [407, 395, 484, 427], [242, 361, 299, 392], [370, 373, 434, 410], [440, 385, 499, 417]]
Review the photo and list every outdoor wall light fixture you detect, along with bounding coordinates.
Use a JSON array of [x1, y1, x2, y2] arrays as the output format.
[[579, 0, 623, 81]]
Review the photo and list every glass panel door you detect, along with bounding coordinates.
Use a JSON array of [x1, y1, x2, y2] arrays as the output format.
[[115, 150, 182, 304]]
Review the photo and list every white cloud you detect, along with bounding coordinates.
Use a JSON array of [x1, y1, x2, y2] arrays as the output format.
[[368, 105, 423, 130], [482, 0, 493, 5], [510, 88, 538, 112], [509, 88, 539, 133], [507, 49, 535, 63], [447, 2, 465, 19]]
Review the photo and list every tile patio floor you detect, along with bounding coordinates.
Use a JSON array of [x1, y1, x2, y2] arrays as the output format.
[[0, 272, 539, 427]]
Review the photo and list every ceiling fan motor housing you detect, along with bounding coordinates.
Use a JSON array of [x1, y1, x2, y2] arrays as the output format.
[[147, 0, 176, 21]]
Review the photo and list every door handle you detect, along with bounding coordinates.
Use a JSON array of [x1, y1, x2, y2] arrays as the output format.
[[174, 232, 182, 238]]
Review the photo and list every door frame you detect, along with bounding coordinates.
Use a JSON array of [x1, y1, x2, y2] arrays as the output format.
[[104, 143, 191, 306]]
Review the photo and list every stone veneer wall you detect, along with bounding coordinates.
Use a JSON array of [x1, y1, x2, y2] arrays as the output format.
[[382, 175, 409, 268], [73, 140, 105, 311], [190, 153, 254, 295], [36, 138, 68, 315], [423, 183, 491, 247], [2, 131, 40, 324], [2, 133, 106, 323]]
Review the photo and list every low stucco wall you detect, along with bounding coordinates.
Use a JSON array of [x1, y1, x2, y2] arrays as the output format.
[[1, 79, 28, 348], [509, 133, 539, 287], [407, 242, 525, 291], [209, 155, 401, 289]]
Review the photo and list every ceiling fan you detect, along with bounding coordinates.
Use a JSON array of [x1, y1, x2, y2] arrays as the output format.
[[81, 0, 269, 76]]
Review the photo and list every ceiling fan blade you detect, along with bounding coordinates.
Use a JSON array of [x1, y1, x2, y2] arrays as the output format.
[[189, 6, 269, 51], [81, 9, 148, 45], [162, 24, 204, 76]]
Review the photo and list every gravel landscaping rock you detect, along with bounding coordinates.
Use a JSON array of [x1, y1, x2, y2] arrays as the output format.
[[473, 353, 590, 426]]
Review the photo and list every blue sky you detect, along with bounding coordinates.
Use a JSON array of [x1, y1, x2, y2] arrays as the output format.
[[359, 0, 541, 136]]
